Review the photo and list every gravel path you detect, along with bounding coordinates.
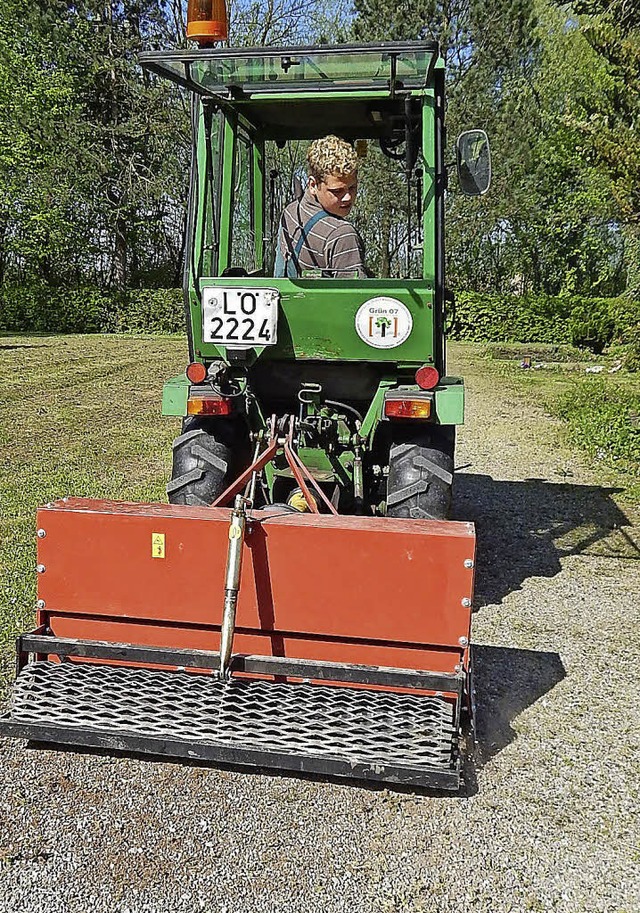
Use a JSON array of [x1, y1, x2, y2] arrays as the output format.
[[1, 344, 638, 913]]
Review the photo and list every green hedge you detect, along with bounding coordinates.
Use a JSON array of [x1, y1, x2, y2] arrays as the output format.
[[0, 285, 184, 334], [452, 292, 572, 344], [1, 285, 638, 369], [452, 292, 640, 367]]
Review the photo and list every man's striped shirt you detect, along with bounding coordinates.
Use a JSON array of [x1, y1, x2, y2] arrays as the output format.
[[278, 190, 367, 279]]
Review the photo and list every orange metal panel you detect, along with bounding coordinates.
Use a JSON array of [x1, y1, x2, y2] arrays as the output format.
[[37, 498, 475, 651]]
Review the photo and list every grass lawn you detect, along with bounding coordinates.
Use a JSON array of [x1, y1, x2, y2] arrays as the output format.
[[0, 333, 186, 683]]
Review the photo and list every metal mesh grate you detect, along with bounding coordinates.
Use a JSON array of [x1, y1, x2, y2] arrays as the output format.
[[7, 661, 457, 771]]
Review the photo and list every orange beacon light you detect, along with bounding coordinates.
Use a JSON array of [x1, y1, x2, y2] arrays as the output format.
[[187, 0, 228, 45]]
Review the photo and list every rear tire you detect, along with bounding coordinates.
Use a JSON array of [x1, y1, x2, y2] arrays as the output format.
[[386, 426, 455, 520], [167, 417, 239, 507]]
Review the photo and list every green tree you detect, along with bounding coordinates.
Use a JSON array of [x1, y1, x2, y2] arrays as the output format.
[[230, 0, 349, 45], [0, 0, 189, 290], [351, 0, 544, 285], [447, 0, 624, 296], [54, 0, 190, 289], [351, 0, 634, 297], [0, 0, 81, 284], [564, 0, 640, 296]]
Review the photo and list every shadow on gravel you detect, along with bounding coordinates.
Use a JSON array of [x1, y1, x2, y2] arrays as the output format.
[[472, 643, 565, 768], [453, 472, 639, 608]]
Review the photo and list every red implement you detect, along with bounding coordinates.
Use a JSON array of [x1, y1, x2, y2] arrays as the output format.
[[35, 498, 474, 673], [1, 497, 476, 789]]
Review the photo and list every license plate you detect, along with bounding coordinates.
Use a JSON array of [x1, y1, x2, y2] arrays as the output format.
[[202, 287, 279, 347]]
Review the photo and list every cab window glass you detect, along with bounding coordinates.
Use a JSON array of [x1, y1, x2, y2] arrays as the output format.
[[230, 134, 256, 271]]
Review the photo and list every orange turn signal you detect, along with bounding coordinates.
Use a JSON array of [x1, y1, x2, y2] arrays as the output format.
[[187, 396, 232, 416], [186, 361, 207, 384], [384, 399, 432, 419], [187, 0, 228, 44]]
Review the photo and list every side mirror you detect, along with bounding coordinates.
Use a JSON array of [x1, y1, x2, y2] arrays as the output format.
[[456, 129, 491, 196]]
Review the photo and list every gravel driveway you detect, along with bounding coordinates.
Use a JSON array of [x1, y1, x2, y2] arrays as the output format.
[[1, 345, 638, 913]]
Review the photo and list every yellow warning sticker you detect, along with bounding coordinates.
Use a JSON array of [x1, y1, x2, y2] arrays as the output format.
[[151, 532, 165, 559], [228, 525, 242, 540]]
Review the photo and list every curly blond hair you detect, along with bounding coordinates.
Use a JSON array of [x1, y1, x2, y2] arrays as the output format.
[[307, 135, 359, 183]]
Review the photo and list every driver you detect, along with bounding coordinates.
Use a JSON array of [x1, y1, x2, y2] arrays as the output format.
[[275, 135, 368, 279]]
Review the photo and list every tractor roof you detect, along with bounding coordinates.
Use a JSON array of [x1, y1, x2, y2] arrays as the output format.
[[140, 41, 439, 100], [140, 41, 439, 140]]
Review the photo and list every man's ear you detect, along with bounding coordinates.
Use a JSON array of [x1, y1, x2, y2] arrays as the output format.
[[308, 175, 318, 196]]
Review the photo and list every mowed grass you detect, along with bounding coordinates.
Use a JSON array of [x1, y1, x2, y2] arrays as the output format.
[[0, 333, 186, 682]]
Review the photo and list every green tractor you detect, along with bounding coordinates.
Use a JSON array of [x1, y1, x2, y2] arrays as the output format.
[[0, 38, 491, 791], [141, 40, 490, 519]]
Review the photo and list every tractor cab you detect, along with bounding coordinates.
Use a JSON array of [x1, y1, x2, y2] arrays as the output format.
[[141, 42, 488, 387], [142, 42, 442, 282], [138, 41, 490, 515]]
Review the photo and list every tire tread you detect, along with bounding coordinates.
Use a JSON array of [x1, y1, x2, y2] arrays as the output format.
[[386, 427, 455, 521]]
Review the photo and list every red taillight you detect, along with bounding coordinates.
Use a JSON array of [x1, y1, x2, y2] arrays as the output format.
[[415, 365, 440, 390], [384, 399, 432, 419], [186, 0, 228, 44], [186, 362, 207, 384], [187, 396, 232, 416]]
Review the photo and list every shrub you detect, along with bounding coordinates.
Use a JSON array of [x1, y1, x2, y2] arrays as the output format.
[[1, 284, 637, 366], [451, 292, 639, 364], [621, 326, 640, 373], [0, 284, 184, 334], [609, 297, 640, 372], [568, 297, 615, 354], [552, 378, 640, 471], [452, 292, 573, 344]]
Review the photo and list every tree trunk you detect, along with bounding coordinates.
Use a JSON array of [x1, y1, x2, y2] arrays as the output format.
[[623, 221, 640, 299], [112, 213, 128, 290], [380, 209, 391, 278], [0, 214, 8, 286]]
